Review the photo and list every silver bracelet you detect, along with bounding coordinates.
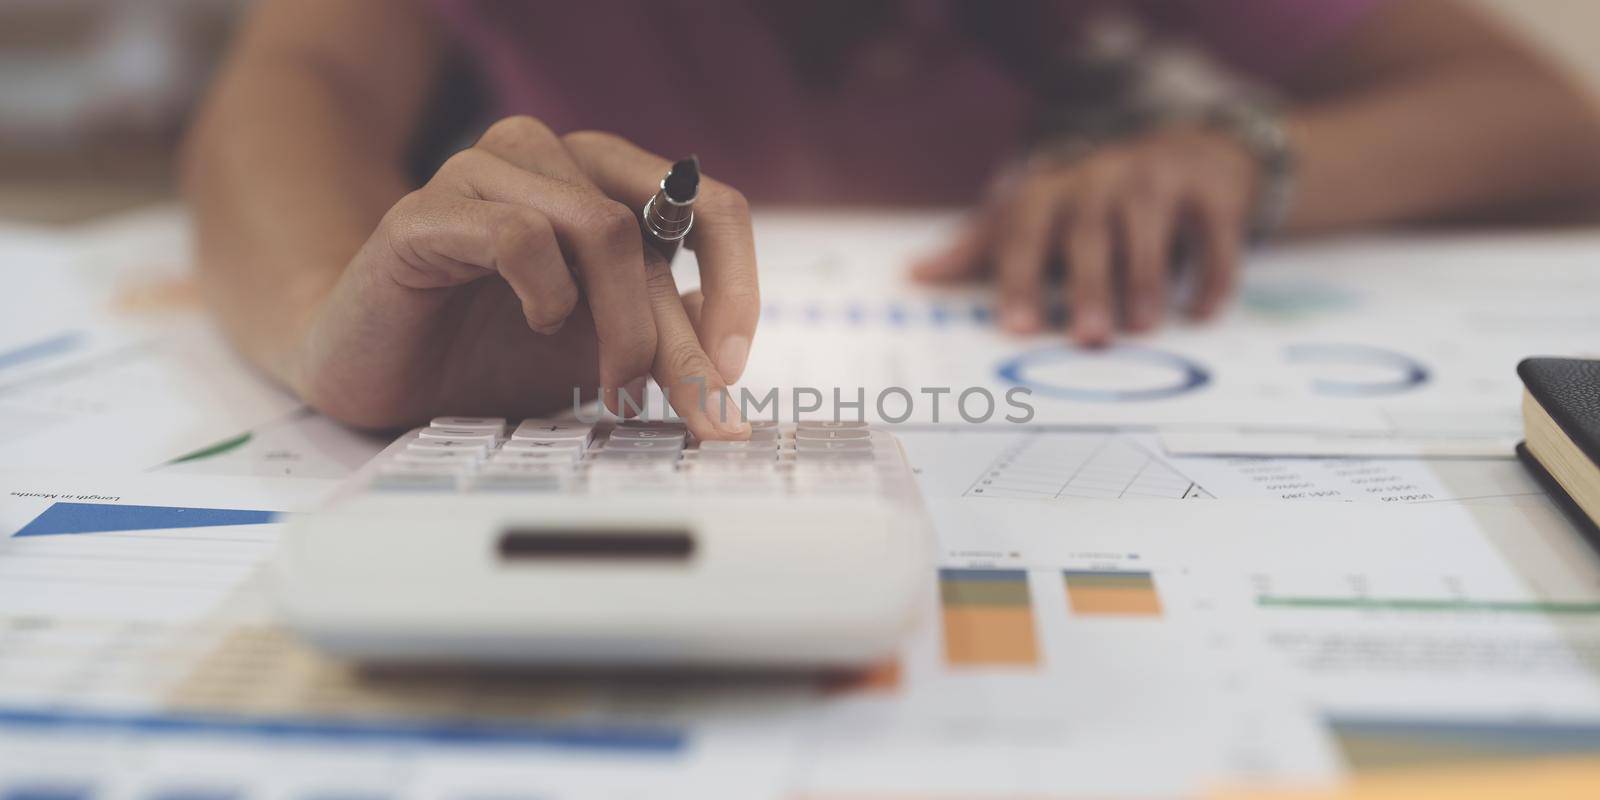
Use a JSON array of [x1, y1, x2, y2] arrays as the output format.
[[1207, 101, 1296, 241]]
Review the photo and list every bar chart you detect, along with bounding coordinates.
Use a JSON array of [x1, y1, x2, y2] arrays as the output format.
[[1063, 570, 1164, 617], [938, 568, 1039, 667]]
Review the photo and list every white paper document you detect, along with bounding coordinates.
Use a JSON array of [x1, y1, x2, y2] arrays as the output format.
[[737, 217, 1598, 456], [5, 211, 1600, 796]]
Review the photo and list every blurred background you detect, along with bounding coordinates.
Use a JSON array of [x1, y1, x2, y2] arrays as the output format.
[[2, 0, 1598, 225]]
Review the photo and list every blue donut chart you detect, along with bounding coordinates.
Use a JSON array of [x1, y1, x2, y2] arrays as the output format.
[[1285, 343, 1430, 397], [996, 345, 1212, 402]]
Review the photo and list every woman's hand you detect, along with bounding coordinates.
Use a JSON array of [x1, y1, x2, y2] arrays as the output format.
[[291, 117, 758, 439], [912, 127, 1259, 345]]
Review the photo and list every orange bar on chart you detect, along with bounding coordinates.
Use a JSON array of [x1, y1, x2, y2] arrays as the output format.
[[939, 568, 1039, 667], [1063, 570, 1163, 616]]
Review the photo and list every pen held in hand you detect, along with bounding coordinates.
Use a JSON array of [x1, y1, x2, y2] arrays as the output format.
[[641, 155, 699, 262]]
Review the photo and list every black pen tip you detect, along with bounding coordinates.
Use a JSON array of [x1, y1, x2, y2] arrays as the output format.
[[664, 155, 700, 203]]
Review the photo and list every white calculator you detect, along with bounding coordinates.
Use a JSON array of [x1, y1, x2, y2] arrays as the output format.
[[271, 417, 932, 668]]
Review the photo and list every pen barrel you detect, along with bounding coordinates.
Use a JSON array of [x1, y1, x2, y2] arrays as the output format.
[[642, 190, 694, 243]]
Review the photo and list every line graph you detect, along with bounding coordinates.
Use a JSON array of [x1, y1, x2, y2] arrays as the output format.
[[962, 432, 1211, 501]]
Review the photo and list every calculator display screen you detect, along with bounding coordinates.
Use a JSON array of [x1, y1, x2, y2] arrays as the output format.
[[497, 529, 694, 561]]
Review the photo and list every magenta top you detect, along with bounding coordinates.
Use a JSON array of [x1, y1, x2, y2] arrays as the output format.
[[430, 0, 1383, 204]]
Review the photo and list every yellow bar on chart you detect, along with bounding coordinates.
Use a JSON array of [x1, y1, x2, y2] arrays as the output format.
[[939, 568, 1039, 667], [1063, 570, 1163, 617]]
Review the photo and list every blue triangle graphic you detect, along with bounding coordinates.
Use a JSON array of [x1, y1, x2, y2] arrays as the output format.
[[15, 502, 277, 537]]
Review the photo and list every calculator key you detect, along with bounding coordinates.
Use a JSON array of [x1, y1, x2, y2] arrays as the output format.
[[607, 427, 687, 442], [794, 438, 873, 451], [691, 474, 783, 494], [797, 420, 870, 430], [793, 428, 872, 441], [503, 438, 584, 452], [473, 476, 568, 492], [795, 449, 874, 462], [747, 420, 781, 431], [793, 467, 883, 483], [492, 448, 579, 463], [592, 472, 684, 494], [794, 477, 878, 494], [394, 449, 481, 464], [746, 428, 780, 441], [473, 465, 571, 492], [479, 461, 569, 476], [595, 449, 680, 464], [418, 428, 499, 443], [511, 420, 594, 441], [699, 439, 777, 451], [375, 462, 465, 490], [698, 449, 776, 463], [590, 469, 678, 490], [379, 460, 467, 476], [604, 439, 683, 452], [430, 417, 506, 433], [408, 439, 489, 454], [616, 419, 687, 432], [689, 457, 777, 472]]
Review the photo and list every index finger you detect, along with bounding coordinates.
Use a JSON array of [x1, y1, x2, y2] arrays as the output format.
[[642, 251, 750, 441], [563, 131, 760, 384]]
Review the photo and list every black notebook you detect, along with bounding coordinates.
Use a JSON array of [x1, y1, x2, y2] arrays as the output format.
[[1517, 357, 1600, 543]]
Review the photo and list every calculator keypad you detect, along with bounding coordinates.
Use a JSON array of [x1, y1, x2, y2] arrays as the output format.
[[365, 417, 912, 498]]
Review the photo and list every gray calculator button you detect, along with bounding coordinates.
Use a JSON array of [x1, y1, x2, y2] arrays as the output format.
[[379, 461, 465, 476], [394, 449, 481, 464], [418, 428, 498, 443], [692, 476, 782, 495], [794, 438, 873, 451], [605, 438, 683, 451], [492, 448, 578, 463], [593, 472, 684, 493], [481, 461, 570, 474], [699, 439, 777, 451], [473, 465, 570, 491], [503, 438, 583, 451], [793, 428, 872, 441], [429, 417, 506, 433], [698, 451, 776, 464], [511, 420, 594, 441], [375, 462, 464, 490], [692, 457, 772, 471], [474, 477, 565, 492], [596, 449, 680, 462], [590, 459, 681, 482], [408, 438, 489, 453], [796, 449, 874, 462], [747, 420, 781, 430], [796, 420, 870, 430], [616, 419, 688, 432], [797, 479, 877, 494], [607, 428, 687, 442], [746, 428, 781, 441]]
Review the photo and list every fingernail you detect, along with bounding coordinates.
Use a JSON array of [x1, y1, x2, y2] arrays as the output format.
[[1001, 306, 1039, 333], [716, 335, 750, 383], [701, 388, 749, 438]]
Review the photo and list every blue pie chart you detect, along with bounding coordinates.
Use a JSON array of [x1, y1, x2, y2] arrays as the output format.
[[996, 345, 1212, 402], [1285, 343, 1430, 397]]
